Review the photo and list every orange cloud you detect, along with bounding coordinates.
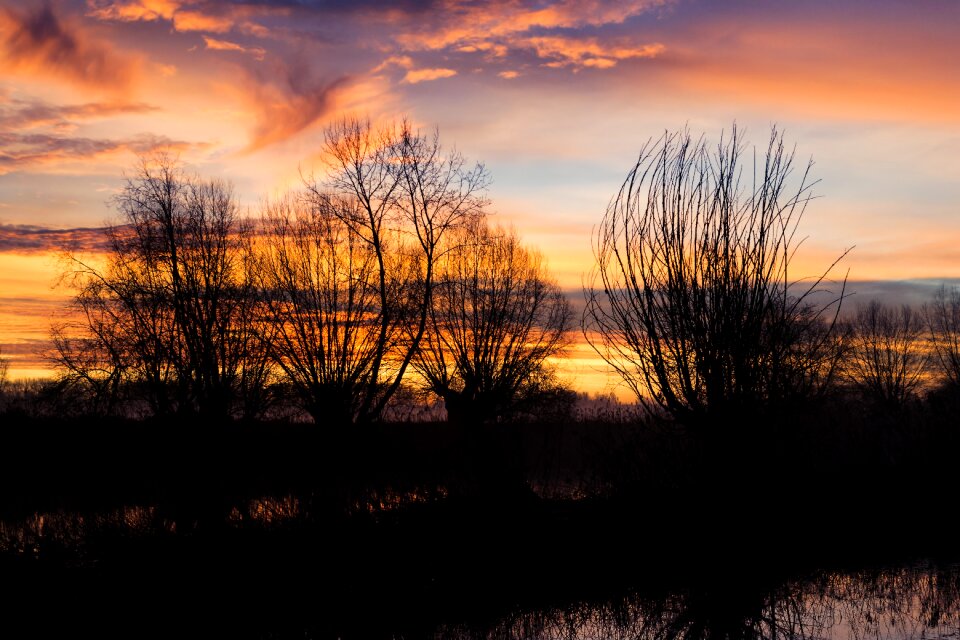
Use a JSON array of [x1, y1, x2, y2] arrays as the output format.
[[242, 68, 347, 151], [372, 55, 414, 72], [85, 0, 179, 22], [0, 4, 139, 90], [525, 36, 665, 69], [86, 0, 285, 38], [202, 35, 265, 60], [381, 0, 669, 76], [498, 70, 520, 79], [174, 9, 232, 33], [395, 0, 668, 51], [402, 68, 457, 84], [456, 41, 508, 58], [374, 56, 457, 84]]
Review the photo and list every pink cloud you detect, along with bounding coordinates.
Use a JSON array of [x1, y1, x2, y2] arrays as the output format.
[[402, 68, 457, 84]]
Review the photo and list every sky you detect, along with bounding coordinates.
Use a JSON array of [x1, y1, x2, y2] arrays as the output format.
[[0, 0, 959, 390]]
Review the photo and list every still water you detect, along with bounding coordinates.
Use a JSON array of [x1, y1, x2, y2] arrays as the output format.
[[1, 498, 958, 640], [431, 564, 960, 640]]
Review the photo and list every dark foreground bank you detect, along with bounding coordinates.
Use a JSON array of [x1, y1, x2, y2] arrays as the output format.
[[1, 399, 959, 638]]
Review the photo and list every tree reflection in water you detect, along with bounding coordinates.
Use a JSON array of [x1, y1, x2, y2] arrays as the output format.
[[439, 563, 960, 640]]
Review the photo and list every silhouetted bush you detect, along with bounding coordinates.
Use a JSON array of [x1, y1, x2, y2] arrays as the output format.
[[584, 126, 849, 429]]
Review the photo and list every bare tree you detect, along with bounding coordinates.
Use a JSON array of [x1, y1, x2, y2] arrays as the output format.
[[53, 209, 180, 415], [50, 300, 137, 415], [54, 155, 267, 419], [583, 126, 849, 427], [227, 230, 278, 420], [306, 117, 490, 423], [258, 193, 383, 424], [0, 345, 9, 397], [845, 301, 928, 408], [925, 285, 960, 390], [412, 220, 572, 425]]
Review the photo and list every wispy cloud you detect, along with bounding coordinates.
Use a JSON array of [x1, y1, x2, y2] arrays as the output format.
[[242, 60, 348, 151], [0, 3, 139, 90], [373, 55, 455, 84], [372, 55, 415, 73], [203, 35, 266, 60], [0, 96, 183, 174]]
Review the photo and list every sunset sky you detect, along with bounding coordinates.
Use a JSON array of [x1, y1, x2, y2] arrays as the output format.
[[1, 0, 959, 390]]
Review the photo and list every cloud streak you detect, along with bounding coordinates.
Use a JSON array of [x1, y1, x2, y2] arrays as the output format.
[[402, 67, 457, 84], [0, 98, 157, 131], [0, 95, 188, 174], [0, 132, 197, 175], [526, 37, 665, 69], [0, 224, 112, 254], [203, 35, 266, 59]]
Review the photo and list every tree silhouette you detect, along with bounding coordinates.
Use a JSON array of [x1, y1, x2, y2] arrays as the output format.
[[258, 193, 383, 425], [412, 220, 572, 425], [844, 301, 927, 408], [583, 126, 848, 426], [925, 285, 960, 390], [0, 345, 8, 396], [53, 155, 269, 419], [306, 117, 490, 423]]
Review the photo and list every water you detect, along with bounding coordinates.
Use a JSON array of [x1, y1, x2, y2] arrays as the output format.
[[433, 564, 960, 640], [1, 498, 958, 639]]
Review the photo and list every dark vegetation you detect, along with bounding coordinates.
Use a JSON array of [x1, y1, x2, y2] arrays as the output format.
[[1, 123, 960, 636], [1, 397, 960, 637]]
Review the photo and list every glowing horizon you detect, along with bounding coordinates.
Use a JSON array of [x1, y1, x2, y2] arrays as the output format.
[[2, 0, 959, 393]]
